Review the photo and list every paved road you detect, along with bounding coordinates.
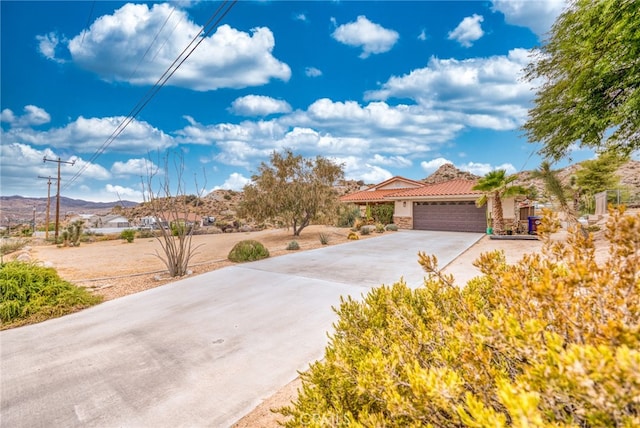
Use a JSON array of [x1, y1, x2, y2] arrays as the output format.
[[1, 230, 482, 427]]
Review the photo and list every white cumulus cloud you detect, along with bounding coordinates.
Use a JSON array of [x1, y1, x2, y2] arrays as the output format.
[[448, 14, 484, 47], [365, 49, 532, 130], [229, 95, 292, 116], [212, 172, 251, 191], [3, 115, 176, 154], [111, 158, 159, 176], [331, 15, 399, 59], [305, 67, 323, 77], [45, 3, 290, 91], [460, 161, 517, 176], [491, 0, 567, 37], [1, 105, 51, 127], [105, 184, 143, 200], [420, 157, 451, 174]]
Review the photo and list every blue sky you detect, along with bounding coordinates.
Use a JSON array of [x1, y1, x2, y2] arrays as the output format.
[[1, 0, 597, 202]]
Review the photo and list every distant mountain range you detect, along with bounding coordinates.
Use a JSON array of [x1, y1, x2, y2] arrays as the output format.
[[0, 195, 137, 226]]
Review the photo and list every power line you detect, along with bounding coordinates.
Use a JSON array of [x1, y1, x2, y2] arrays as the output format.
[[128, 5, 177, 82], [63, 0, 238, 192]]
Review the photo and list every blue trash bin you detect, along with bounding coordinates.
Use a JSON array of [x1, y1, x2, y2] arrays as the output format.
[[528, 216, 542, 235]]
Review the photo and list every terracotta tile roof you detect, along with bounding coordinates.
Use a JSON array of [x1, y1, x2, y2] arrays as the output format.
[[340, 177, 482, 202], [340, 188, 402, 202], [339, 176, 425, 202], [390, 179, 481, 198]]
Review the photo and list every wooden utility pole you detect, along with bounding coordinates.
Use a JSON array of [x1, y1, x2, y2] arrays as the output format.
[[37, 176, 57, 240], [43, 157, 75, 241]]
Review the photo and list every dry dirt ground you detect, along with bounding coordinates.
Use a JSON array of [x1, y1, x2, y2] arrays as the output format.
[[16, 224, 612, 427]]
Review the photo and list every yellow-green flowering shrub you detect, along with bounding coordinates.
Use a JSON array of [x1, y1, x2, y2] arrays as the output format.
[[279, 208, 640, 427]]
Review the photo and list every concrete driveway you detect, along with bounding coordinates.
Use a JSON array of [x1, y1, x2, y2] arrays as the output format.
[[0, 230, 481, 427]]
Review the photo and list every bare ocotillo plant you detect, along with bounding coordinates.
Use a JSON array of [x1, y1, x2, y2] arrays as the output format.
[[143, 152, 205, 277]]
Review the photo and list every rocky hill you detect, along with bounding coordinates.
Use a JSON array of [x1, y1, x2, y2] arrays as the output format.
[[422, 163, 480, 184], [513, 159, 640, 202]]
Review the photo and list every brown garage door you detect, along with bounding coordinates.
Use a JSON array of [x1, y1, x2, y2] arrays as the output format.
[[413, 201, 486, 232]]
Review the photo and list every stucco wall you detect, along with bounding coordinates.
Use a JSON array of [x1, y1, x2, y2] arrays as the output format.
[[487, 197, 519, 221], [394, 200, 412, 217]]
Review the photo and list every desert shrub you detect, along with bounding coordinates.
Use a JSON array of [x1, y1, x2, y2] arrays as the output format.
[[286, 241, 300, 251], [370, 203, 394, 225], [171, 221, 192, 236], [360, 226, 371, 235], [375, 223, 385, 233], [279, 207, 640, 427], [137, 229, 156, 239], [0, 238, 28, 257], [0, 261, 102, 328], [347, 231, 359, 240], [228, 240, 270, 262], [60, 220, 83, 247], [337, 204, 361, 228], [319, 233, 329, 245], [385, 223, 398, 231], [120, 229, 135, 243]]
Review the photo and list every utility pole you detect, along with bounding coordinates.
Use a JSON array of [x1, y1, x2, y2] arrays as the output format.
[[37, 176, 57, 240], [43, 157, 75, 241]]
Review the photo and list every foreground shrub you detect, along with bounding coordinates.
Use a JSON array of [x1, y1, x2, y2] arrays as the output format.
[[385, 223, 398, 231], [227, 240, 270, 262], [120, 229, 135, 243], [319, 233, 329, 245], [0, 261, 102, 328], [279, 207, 640, 426], [347, 231, 359, 240], [286, 241, 300, 251]]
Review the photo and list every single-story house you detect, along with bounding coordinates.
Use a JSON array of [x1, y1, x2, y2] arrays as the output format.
[[340, 176, 530, 233], [104, 215, 130, 229]]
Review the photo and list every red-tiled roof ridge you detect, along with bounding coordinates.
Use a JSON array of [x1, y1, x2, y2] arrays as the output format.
[[388, 179, 481, 198], [339, 176, 426, 202], [369, 175, 425, 190]]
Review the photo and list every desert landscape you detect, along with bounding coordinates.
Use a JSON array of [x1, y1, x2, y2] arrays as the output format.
[[13, 220, 608, 427]]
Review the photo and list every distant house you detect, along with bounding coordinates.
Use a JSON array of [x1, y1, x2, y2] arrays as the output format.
[[139, 212, 203, 229], [103, 215, 130, 229], [340, 176, 528, 233]]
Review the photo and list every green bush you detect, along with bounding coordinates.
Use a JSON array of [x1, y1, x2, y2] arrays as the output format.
[[375, 223, 385, 233], [370, 203, 394, 225], [286, 241, 300, 250], [360, 226, 371, 235], [228, 240, 270, 262], [120, 229, 135, 243], [336, 204, 361, 228], [319, 233, 329, 245], [385, 223, 398, 231], [0, 261, 102, 328], [279, 208, 640, 426]]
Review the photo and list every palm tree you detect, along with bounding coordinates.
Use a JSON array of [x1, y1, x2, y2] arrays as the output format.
[[473, 169, 526, 235], [532, 161, 587, 236]]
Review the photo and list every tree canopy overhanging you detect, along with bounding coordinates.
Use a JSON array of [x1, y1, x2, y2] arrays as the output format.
[[524, 0, 640, 160]]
